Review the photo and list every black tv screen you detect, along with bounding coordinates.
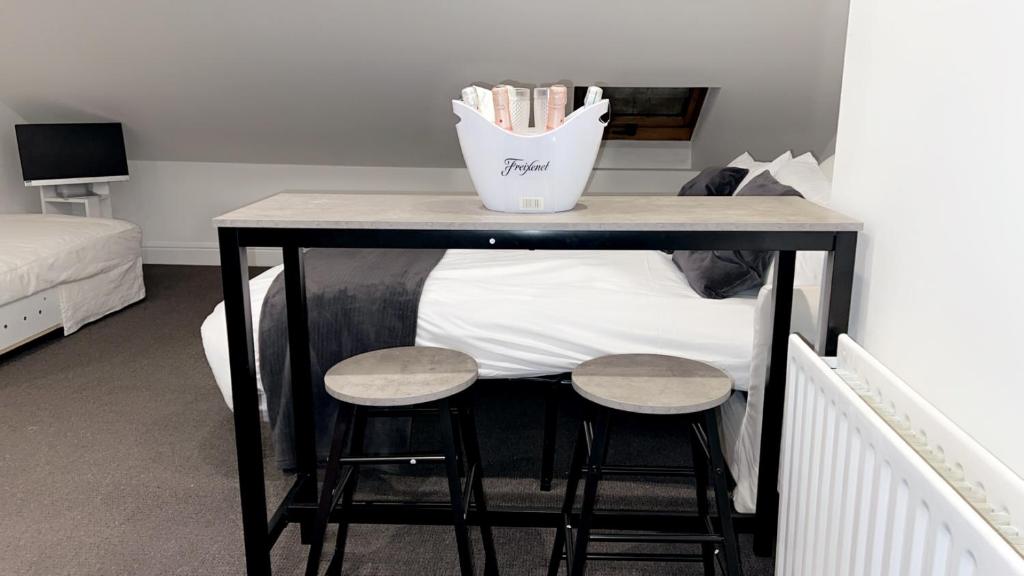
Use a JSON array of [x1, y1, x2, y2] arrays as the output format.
[[15, 123, 129, 183]]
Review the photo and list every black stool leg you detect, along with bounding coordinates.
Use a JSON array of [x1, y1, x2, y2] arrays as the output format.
[[540, 380, 559, 491], [306, 405, 357, 576], [439, 398, 475, 576], [570, 406, 611, 576], [451, 403, 466, 477], [324, 406, 367, 576], [705, 410, 742, 576], [690, 420, 716, 576], [456, 394, 499, 575], [547, 419, 589, 576]]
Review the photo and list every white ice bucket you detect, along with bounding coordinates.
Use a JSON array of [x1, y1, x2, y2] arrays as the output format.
[[453, 98, 609, 213]]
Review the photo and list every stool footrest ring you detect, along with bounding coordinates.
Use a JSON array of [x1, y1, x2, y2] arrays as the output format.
[[562, 552, 706, 563], [577, 464, 696, 477], [588, 531, 724, 545], [337, 454, 444, 466]]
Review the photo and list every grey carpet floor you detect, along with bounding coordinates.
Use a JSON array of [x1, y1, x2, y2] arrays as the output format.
[[0, 265, 774, 576]]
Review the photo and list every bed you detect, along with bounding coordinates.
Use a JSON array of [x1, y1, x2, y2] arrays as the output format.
[[0, 214, 145, 353], [201, 248, 822, 513]]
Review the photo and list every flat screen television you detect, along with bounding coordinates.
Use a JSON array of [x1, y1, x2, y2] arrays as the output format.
[[15, 123, 129, 186]]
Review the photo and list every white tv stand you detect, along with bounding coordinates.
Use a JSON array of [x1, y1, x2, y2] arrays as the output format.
[[38, 182, 113, 218]]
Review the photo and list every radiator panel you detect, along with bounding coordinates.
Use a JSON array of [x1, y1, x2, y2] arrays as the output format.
[[776, 335, 1024, 576]]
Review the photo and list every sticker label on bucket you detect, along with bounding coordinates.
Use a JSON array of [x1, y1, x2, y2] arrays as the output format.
[[519, 197, 545, 210]]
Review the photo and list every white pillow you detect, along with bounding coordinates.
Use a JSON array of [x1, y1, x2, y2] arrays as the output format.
[[727, 151, 767, 172], [819, 155, 835, 181], [774, 152, 833, 287], [773, 152, 831, 205], [726, 152, 767, 191], [729, 151, 793, 192]]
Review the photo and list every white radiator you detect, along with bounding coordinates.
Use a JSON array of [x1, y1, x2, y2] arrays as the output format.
[[776, 334, 1024, 576]]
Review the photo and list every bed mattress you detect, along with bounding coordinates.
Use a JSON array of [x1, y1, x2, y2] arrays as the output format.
[[0, 214, 145, 333]]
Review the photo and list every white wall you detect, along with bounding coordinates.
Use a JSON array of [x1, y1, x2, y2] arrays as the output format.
[[116, 161, 696, 265], [0, 101, 36, 213], [832, 0, 1024, 476]]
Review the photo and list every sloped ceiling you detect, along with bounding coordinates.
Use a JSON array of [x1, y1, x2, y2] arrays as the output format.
[[0, 0, 849, 168]]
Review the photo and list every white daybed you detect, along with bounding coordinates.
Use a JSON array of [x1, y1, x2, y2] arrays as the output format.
[[201, 248, 822, 514], [0, 214, 145, 353]]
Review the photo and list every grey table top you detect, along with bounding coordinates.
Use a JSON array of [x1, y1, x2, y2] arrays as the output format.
[[213, 192, 862, 232]]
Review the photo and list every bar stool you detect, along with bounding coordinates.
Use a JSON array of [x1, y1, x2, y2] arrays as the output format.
[[305, 346, 498, 576], [548, 354, 742, 576]]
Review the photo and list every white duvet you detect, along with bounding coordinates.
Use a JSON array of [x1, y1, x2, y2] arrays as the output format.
[[0, 214, 145, 333]]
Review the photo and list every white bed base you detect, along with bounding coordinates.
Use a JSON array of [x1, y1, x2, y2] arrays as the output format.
[[778, 334, 1024, 575], [0, 259, 146, 356], [0, 287, 62, 355]]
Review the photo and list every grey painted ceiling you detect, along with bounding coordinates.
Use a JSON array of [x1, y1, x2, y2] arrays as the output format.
[[0, 0, 849, 167]]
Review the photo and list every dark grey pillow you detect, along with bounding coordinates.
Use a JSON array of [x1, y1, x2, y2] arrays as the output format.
[[678, 166, 749, 197], [673, 172, 803, 299]]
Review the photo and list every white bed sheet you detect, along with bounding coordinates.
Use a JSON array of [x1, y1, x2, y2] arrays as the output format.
[[201, 249, 819, 513], [0, 214, 145, 333]]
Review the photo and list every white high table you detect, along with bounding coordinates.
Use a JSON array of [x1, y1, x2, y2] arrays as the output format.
[[214, 192, 862, 575]]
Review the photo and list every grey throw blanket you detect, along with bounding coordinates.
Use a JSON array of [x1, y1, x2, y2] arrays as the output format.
[[259, 248, 447, 469]]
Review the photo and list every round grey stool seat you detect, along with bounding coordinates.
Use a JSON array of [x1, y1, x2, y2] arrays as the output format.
[[572, 353, 732, 415], [324, 346, 478, 407]]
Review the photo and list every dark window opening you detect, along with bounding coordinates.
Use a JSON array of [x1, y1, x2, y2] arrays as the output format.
[[573, 86, 708, 141]]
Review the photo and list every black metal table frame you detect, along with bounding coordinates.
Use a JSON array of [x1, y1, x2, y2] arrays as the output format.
[[218, 226, 857, 576]]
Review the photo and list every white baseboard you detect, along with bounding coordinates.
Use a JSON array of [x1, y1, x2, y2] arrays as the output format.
[[143, 241, 283, 267]]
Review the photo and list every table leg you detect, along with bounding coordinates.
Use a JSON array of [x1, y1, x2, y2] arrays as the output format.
[[753, 250, 796, 556], [282, 246, 319, 543], [820, 232, 858, 355], [219, 228, 272, 576]]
